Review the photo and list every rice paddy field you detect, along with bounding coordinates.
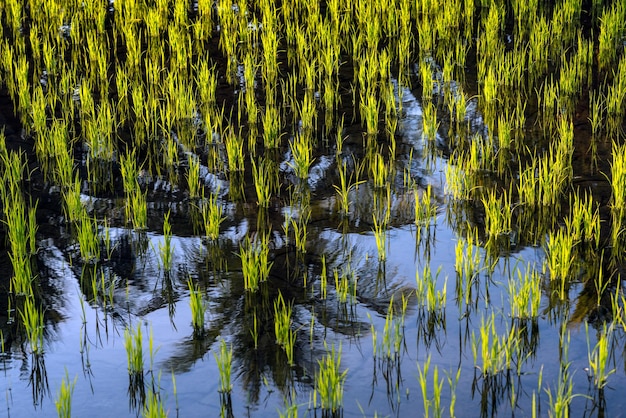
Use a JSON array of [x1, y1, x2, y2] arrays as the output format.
[[1, 0, 626, 416]]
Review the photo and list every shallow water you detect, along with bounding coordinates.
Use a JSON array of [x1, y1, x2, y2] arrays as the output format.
[[1, 78, 625, 418], [1, 2, 626, 417]]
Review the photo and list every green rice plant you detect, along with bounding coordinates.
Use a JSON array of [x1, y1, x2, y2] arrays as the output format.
[[481, 188, 513, 239], [597, 2, 625, 71], [55, 370, 77, 418], [471, 312, 516, 377], [274, 291, 296, 366], [372, 212, 388, 262], [417, 355, 445, 418], [124, 323, 144, 377], [446, 367, 462, 418], [422, 100, 439, 143], [224, 129, 245, 173], [158, 211, 173, 272], [565, 192, 600, 247], [378, 295, 407, 359], [240, 233, 273, 292], [120, 150, 139, 195], [127, 189, 148, 231], [508, 264, 541, 319], [360, 90, 379, 136], [291, 208, 311, 254], [545, 340, 576, 418], [444, 161, 474, 201], [199, 191, 225, 241], [298, 92, 317, 135], [369, 152, 389, 189], [289, 133, 314, 179], [315, 343, 347, 413], [186, 155, 202, 200], [415, 264, 447, 314], [188, 278, 206, 338], [196, 59, 217, 108], [214, 339, 233, 393], [586, 323, 615, 390], [27, 204, 37, 256], [143, 388, 167, 418], [454, 235, 483, 311], [262, 104, 282, 148], [252, 158, 273, 208], [610, 141, 626, 246], [19, 296, 45, 355], [544, 228, 576, 298], [334, 159, 364, 216], [414, 185, 438, 226], [75, 213, 101, 264], [333, 266, 358, 304]]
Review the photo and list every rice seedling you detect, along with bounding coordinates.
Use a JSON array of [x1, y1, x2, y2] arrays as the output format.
[[544, 228, 576, 298], [545, 342, 576, 418], [188, 279, 206, 338], [158, 211, 174, 272], [360, 90, 379, 136], [54, 370, 77, 418], [199, 191, 225, 241], [224, 129, 245, 173], [471, 312, 515, 377], [586, 323, 615, 390], [315, 343, 347, 413], [75, 213, 100, 264], [251, 158, 273, 208], [378, 295, 407, 360], [240, 233, 273, 292], [417, 355, 445, 418], [291, 208, 311, 254], [334, 159, 364, 216], [565, 192, 600, 247], [454, 235, 483, 311], [274, 291, 296, 366], [422, 100, 439, 142], [508, 264, 542, 320], [415, 264, 447, 315], [262, 104, 283, 149], [369, 152, 389, 190], [289, 133, 314, 179], [413, 184, 437, 226], [597, 2, 625, 71], [124, 323, 144, 377], [214, 339, 233, 393], [128, 189, 148, 231], [481, 187, 513, 240], [186, 155, 202, 200], [372, 213, 388, 263], [19, 296, 45, 355], [143, 388, 167, 418], [611, 141, 626, 246]]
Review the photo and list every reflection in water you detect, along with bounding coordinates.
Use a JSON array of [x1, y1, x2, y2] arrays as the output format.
[[28, 353, 48, 408], [127, 371, 146, 413], [471, 371, 523, 418]]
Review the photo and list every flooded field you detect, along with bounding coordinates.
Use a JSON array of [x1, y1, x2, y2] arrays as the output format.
[[1, 0, 626, 417]]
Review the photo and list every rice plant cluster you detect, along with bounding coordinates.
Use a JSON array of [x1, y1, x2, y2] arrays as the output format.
[[0, 0, 626, 416]]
